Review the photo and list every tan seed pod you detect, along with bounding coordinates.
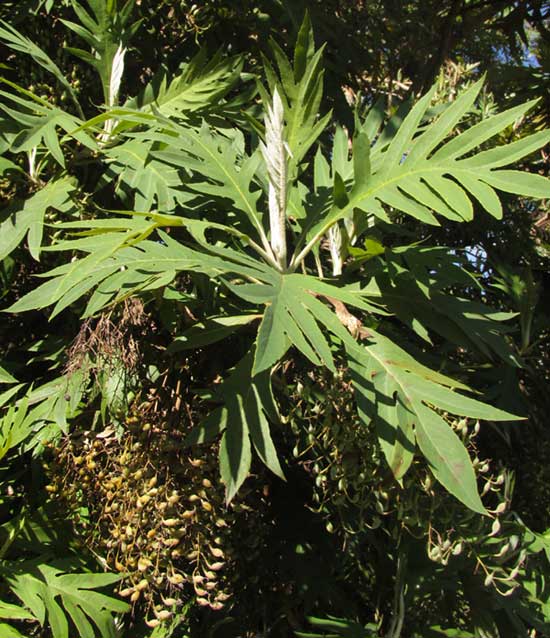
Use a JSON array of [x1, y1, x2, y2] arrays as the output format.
[[115, 559, 125, 572], [201, 500, 213, 512], [162, 518, 179, 527], [216, 592, 231, 601], [163, 538, 179, 547], [146, 529, 156, 539], [210, 602, 224, 611], [171, 549, 183, 559], [204, 570, 216, 580], [156, 610, 172, 621], [168, 573, 184, 585], [205, 581, 216, 591], [187, 550, 199, 561], [209, 562, 225, 571], [182, 509, 195, 519], [188, 494, 200, 503], [484, 573, 494, 587], [196, 597, 210, 606], [192, 574, 205, 584], [145, 618, 159, 628], [148, 476, 158, 489], [195, 587, 207, 596], [163, 597, 178, 606], [118, 587, 134, 598], [130, 590, 141, 603], [138, 558, 152, 572], [210, 547, 224, 558], [136, 579, 149, 591], [188, 459, 203, 468], [202, 479, 213, 489], [148, 487, 159, 496], [167, 494, 180, 505], [215, 519, 227, 528]]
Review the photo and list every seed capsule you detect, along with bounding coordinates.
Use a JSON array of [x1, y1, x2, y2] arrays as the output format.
[[145, 618, 160, 628], [156, 610, 172, 621], [209, 562, 225, 571], [163, 538, 180, 547], [138, 558, 152, 571], [163, 597, 177, 606]]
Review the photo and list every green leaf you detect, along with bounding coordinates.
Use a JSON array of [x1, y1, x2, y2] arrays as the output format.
[[0, 622, 27, 638], [237, 272, 382, 376], [293, 86, 549, 268], [413, 401, 486, 514], [348, 330, 518, 512], [219, 409, 251, 502], [105, 137, 188, 212], [0, 367, 16, 385], [0, 21, 83, 117], [0, 600, 35, 621], [6, 562, 128, 638], [151, 122, 271, 254], [0, 178, 74, 262], [126, 48, 243, 117], [187, 352, 284, 500], [168, 315, 260, 352]]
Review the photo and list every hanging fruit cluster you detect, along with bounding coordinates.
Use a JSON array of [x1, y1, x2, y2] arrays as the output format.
[[44, 390, 269, 627]]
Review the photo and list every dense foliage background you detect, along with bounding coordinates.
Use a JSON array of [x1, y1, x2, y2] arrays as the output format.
[[0, 1, 549, 637]]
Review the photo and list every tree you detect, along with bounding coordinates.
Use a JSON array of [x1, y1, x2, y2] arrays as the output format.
[[0, 2, 549, 637]]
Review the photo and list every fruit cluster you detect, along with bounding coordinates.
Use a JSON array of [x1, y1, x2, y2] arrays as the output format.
[[45, 395, 265, 627]]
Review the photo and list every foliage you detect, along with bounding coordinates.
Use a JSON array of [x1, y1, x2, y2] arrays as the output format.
[[0, 1, 549, 637]]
